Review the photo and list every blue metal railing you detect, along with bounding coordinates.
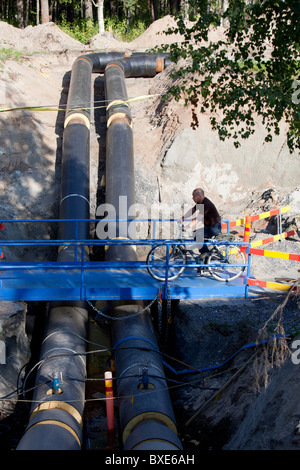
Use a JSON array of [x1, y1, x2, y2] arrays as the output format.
[[0, 218, 251, 299]]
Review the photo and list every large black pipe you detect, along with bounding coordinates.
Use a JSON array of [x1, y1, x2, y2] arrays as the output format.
[[79, 52, 172, 75], [103, 59, 182, 450], [17, 58, 91, 450], [16, 302, 88, 450]]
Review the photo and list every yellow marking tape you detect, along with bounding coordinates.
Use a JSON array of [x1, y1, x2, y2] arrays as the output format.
[[0, 94, 164, 114]]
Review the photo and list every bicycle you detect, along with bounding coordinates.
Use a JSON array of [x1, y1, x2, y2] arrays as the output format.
[[146, 233, 246, 282]]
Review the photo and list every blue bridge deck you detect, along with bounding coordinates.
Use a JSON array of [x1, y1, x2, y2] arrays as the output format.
[[0, 218, 252, 302], [0, 265, 248, 302]]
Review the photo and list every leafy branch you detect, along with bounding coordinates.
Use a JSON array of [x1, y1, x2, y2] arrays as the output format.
[[162, 0, 300, 153]]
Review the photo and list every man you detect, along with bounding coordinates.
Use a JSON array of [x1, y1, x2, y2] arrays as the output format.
[[181, 188, 221, 254]]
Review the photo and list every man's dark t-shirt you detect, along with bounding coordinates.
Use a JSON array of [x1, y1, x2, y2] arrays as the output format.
[[192, 197, 221, 227]]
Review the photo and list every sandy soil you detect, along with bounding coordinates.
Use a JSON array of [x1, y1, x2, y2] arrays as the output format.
[[0, 17, 299, 451]]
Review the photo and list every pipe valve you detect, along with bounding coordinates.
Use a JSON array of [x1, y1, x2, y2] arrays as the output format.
[[52, 371, 63, 393]]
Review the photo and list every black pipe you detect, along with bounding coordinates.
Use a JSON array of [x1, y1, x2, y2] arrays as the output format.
[[65, 57, 93, 125], [16, 302, 88, 450], [102, 59, 182, 450], [79, 52, 171, 75], [17, 57, 91, 450], [59, 123, 90, 243], [110, 306, 182, 450]]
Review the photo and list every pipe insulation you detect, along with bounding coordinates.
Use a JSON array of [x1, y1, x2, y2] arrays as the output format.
[[17, 57, 92, 450], [103, 59, 182, 450]]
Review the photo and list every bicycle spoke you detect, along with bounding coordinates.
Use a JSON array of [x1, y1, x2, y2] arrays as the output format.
[[147, 245, 186, 281], [208, 245, 246, 282]]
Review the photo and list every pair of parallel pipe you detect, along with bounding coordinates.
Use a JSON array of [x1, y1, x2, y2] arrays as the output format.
[[17, 52, 182, 450]]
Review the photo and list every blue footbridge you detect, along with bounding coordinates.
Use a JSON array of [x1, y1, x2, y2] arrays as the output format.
[[0, 217, 252, 303]]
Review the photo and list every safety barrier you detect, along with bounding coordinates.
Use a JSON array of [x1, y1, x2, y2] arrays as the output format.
[[246, 229, 296, 248], [243, 247, 300, 261], [221, 206, 299, 293], [221, 206, 291, 231], [246, 278, 298, 292], [240, 218, 299, 293]]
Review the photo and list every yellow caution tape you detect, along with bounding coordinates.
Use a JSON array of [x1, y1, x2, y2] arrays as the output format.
[[0, 94, 164, 114]]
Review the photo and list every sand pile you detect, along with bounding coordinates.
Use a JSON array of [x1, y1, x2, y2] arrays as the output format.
[[0, 17, 228, 55], [129, 15, 186, 50], [88, 15, 187, 52], [129, 15, 226, 50], [0, 21, 88, 53], [88, 30, 128, 51]]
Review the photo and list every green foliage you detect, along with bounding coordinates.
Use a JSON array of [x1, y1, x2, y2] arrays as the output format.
[[58, 17, 98, 43], [105, 17, 148, 42], [163, 0, 300, 153], [0, 48, 24, 63]]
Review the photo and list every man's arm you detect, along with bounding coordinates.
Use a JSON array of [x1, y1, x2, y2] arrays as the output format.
[[182, 205, 202, 230], [181, 205, 196, 222]]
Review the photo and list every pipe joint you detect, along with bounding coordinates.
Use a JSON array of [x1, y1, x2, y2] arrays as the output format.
[[17, 406, 83, 450], [123, 420, 183, 450], [64, 113, 90, 129]]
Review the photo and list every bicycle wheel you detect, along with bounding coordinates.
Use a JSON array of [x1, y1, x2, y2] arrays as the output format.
[[207, 245, 246, 282], [146, 245, 187, 281]]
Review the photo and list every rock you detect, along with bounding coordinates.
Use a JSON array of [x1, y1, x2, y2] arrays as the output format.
[[0, 302, 30, 419]]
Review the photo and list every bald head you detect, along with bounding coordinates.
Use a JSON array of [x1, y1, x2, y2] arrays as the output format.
[[192, 188, 205, 203]]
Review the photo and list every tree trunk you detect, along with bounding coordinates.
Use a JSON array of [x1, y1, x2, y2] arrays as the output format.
[[17, 0, 24, 28], [85, 0, 93, 20], [24, 0, 29, 26], [221, 0, 230, 28], [40, 0, 50, 23], [181, 0, 189, 20], [36, 0, 40, 24], [151, 0, 158, 21], [97, 0, 105, 33], [169, 0, 179, 15]]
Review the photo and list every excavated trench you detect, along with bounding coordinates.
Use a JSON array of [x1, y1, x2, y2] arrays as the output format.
[[2, 52, 186, 452], [0, 47, 299, 452]]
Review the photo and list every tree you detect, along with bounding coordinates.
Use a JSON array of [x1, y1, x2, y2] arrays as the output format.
[[36, 0, 40, 24], [17, 0, 24, 28], [91, 0, 105, 32], [40, 0, 50, 23], [97, 0, 104, 33], [163, 0, 300, 153], [169, 0, 180, 15], [150, 0, 158, 21], [85, 0, 93, 20]]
